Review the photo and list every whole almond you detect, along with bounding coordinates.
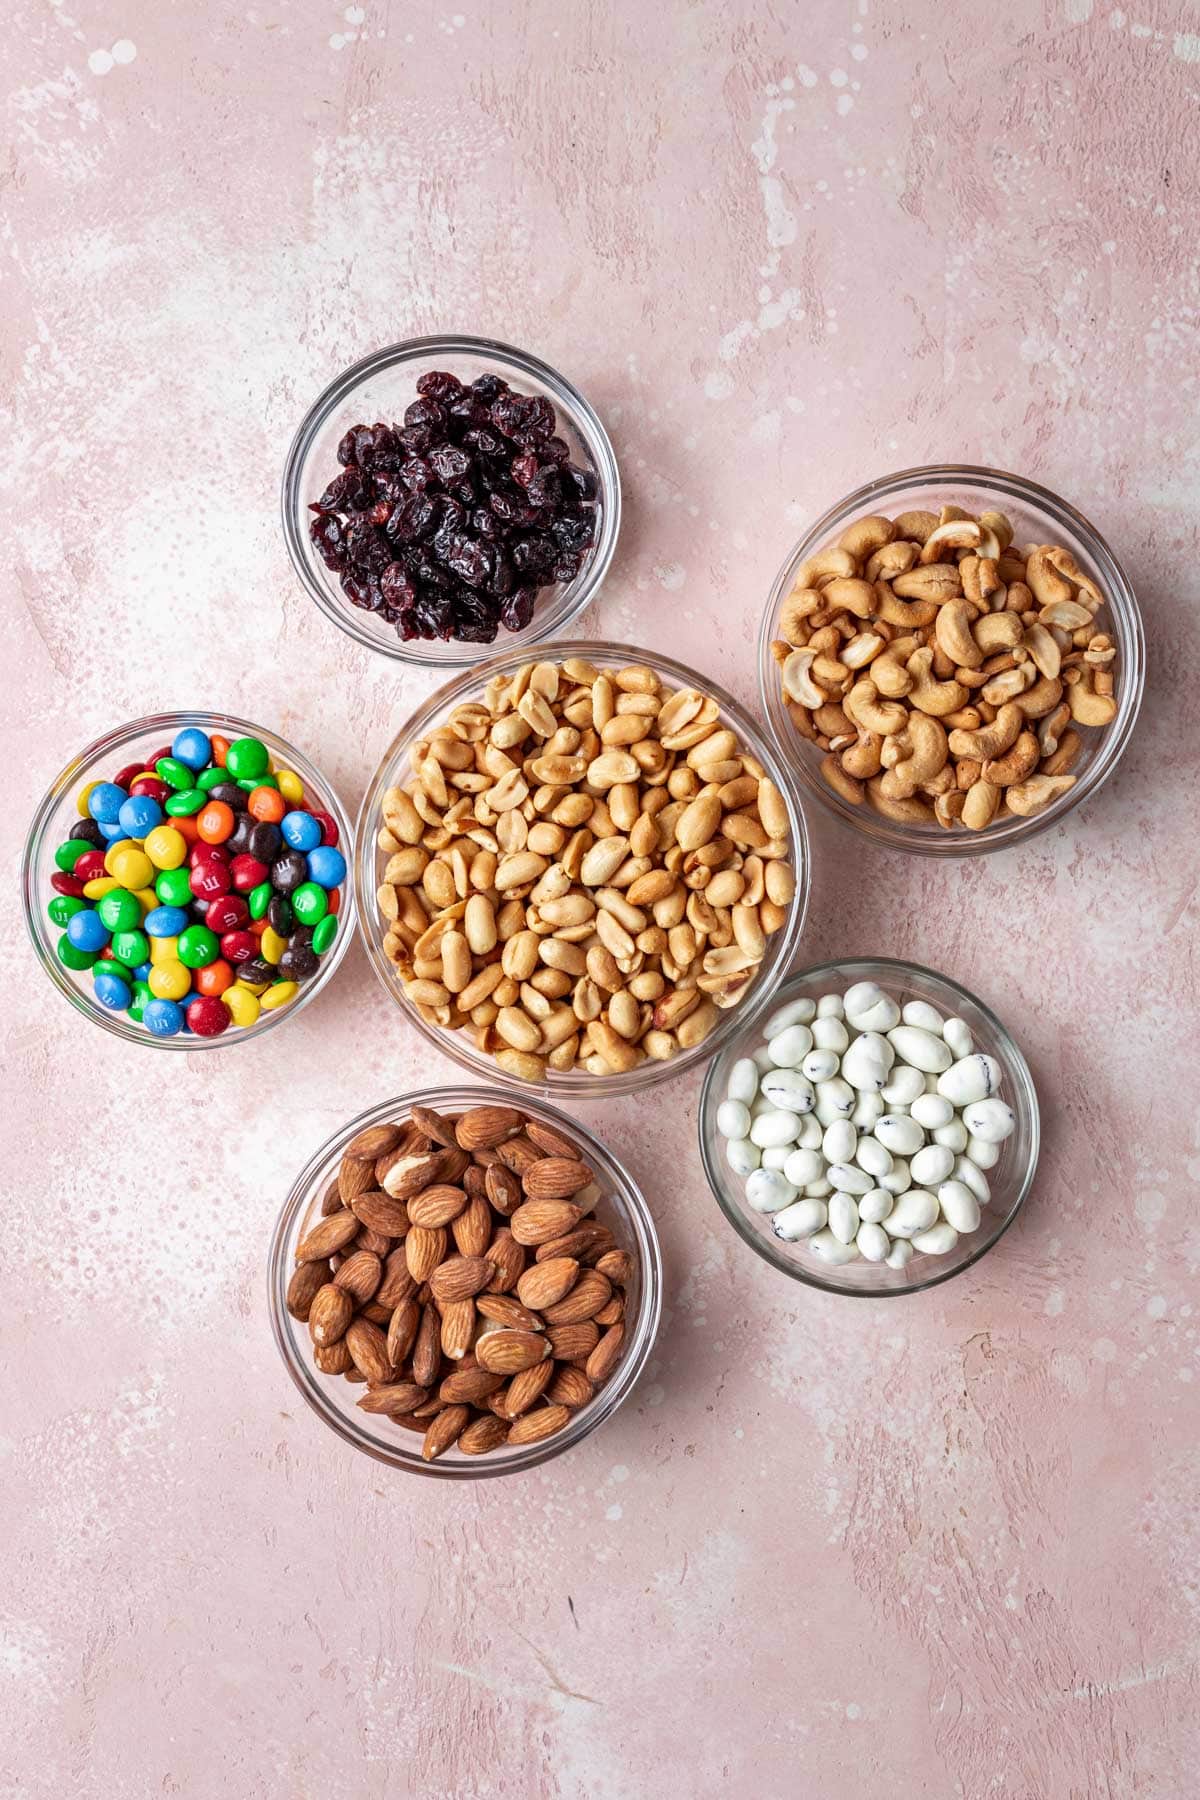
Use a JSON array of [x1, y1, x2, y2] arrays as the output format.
[[338, 1154, 377, 1205], [422, 1404, 471, 1461], [521, 1158, 594, 1201], [350, 1191, 411, 1237], [354, 1228, 393, 1259], [476, 1293, 544, 1332], [356, 1380, 429, 1416], [320, 1177, 343, 1216], [410, 1303, 441, 1387], [452, 1196, 492, 1257], [485, 1163, 523, 1216], [308, 1283, 354, 1346], [332, 1250, 382, 1305], [506, 1404, 570, 1447], [535, 1223, 614, 1263], [386, 1296, 421, 1367], [455, 1105, 525, 1151], [286, 1259, 330, 1322], [410, 1394, 444, 1418], [440, 1298, 476, 1360], [516, 1257, 580, 1312], [407, 1184, 469, 1229], [593, 1295, 625, 1326], [483, 1229, 525, 1293], [476, 1329, 551, 1375], [313, 1339, 353, 1375], [546, 1364, 594, 1408], [547, 1320, 600, 1362], [586, 1322, 625, 1385], [500, 1359, 554, 1417], [411, 1105, 460, 1149], [464, 1164, 489, 1200], [361, 1301, 391, 1326], [524, 1119, 583, 1160], [496, 1136, 545, 1178], [429, 1255, 492, 1304], [510, 1199, 584, 1247], [595, 1248, 633, 1285], [377, 1249, 418, 1310], [296, 1209, 360, 1262], [406, 1225, 448, 1284], [377, 1148, 447, 1201], [344, 1121, 404, 1162], [385, 1413, 428, 1436], [439, 1366, 505, 1405], [458, 1414, 510, 1455], [542, 1268, 612, 1325], [345, 1318, 393, 1383]]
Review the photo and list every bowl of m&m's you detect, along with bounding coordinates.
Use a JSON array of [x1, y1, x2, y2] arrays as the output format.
[[23, 713, 356, 1047]]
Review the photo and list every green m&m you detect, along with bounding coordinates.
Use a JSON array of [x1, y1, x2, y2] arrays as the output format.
[[155, 867, 193, 906], [177, 924, 219, 968], [224, 736, 269, 782], [97, 887, 141, 933]]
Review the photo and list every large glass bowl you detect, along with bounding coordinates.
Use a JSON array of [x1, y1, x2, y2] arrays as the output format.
[[758, 466, 1144, 856], [268, 1086, 663, 1479], [355, 639, 812, 1097], [23, 711, 356, 1050], [698, 957, 1040, 1296], [281, 334, 621, 668]]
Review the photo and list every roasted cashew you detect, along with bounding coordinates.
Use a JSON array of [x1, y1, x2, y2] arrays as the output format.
[[1043, 546, 1104, 608], [837, 514, 895, 559], [982, 730, 1039, 787], [841, 729, 884, 780], [981, 664, 1036, 706], [865, 776, 935, 824], [1004, 773, 1077, 817], [1038, 598, 1093, 631], [820, 753, 864, 806], [1025, 548, 1074, 611], [795, 547, 857, 588], [1022, 622, 1062, 680], [906, 648, 968, 717], [935, 599, 983, 669], [871, 644, 916, 698], [841, 631, 886, 670], [893, 509, 938, 543], [918, 519, 982, 564], [878, 713, 948, 800], [892, 563, 961, 605], [962, 779, 1001, 831], [782, 648, 824, 708], [813, 701, 853, 738], [1037, 702, 1071, 759], [943, 706, 982, 732], [875, 587, 939, 630], [820, 576, 877, 621], [865, 540, 918, 582], [1068, 677, 1118, 727], [812, 654, 851, 695], [1013, 674, 1064, 720], [934, 788, 967, 829], [948, 702, 1024, 761], [1042, 730, 1082, 776], [973, 611, 1023, 655], [843, 678, 908, 737], [779, 587, 824, 646], [979, 509, 1014, 552]]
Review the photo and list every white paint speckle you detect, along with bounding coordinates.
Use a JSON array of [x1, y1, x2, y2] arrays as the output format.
[[836, 94, 854, 115], [111, 39, 137, 64], [610, 1464, 630, 1484], [1094, 1338, 1118, 1363], [797, 64, 818, 87], [345, 4, 366, 19], [605, 1503, 622, 1521], [846, 1702, 862, 1720], [1136, 1190, 1166, 1227], [851, 42, 868, 60], [1065, 0, 1093, 21], [330, 32, 345, 49], [1045, 1289, 1065, 1317], [1147, 1295, 1167, 1319], [88, 48, 114, 74], [1175, 32, 1200, 61], [830, 68, 848, 87], [704, 369, 734, 401]]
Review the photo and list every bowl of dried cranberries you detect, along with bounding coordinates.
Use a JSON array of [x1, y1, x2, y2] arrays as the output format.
[[281, 335, 621, 666]]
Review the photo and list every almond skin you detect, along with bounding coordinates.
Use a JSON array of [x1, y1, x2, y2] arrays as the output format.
[[535, 1223, 613, 1263], [516, 1257, 580, 1312], [422, 1404, 471, 1461], [410, 1303, 441, 1388], [484, 1163, 522, 1216], [451, 1196, 493, 1257], [521, 1157, 594, 1201], [594, 1248, 633, 1285], [475, 1329, 551, 1375], [286, 1259, 330, 1322], [455, 1105, 525, 1151], [429, 1255, 492, 1304], [338, 1154, 377, 1205], [500, 1360, 554, 1417], [331, 1250, 382, 1305], [356, 1381, 429, 1417], [405, 1225, 448, 1284], [407, 1184, 469, 1230], [495, 1136, 545, 1178], [308, 1284, 354, 1346], [439, 1366, 505, 1405], [524, 1119, 583, 1160], [585, 1322, 625, 1385], [345, 1319, 393, 1383], [386, 1296, 421, 1367], [506, 1404, 571, 1447], [458, 1414, 510, 1455], [475, 1293, 544, 1332], [509, 1199, 584, 1247], [350, 1191, 411, 1237], [541, 1269, 612, 1325], [483, 1229, 525, 1293], [546, 1320, 600, 1362], [546, 1365, 594, 1409], [296, 1209, 360, 1261], [376, 1249, 418, 1310], [313, 1339, 353, 1375], [411, 1105, 460, 1148], [377, 1148, 447, 1201], [344, 1122, 404, 1162]]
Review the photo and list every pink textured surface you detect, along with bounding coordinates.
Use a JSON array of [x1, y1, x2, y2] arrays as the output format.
[[3, 1, 1199, 1795]]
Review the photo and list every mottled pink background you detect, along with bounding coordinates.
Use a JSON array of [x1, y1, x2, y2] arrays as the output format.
[[4, 1, 1199, 1795]]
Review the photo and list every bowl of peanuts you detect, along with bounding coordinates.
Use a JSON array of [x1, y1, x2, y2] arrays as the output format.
[[356, 641, 810, 1092], [759, 466, 1144, 854]]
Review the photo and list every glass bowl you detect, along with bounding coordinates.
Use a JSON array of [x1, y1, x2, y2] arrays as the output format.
[[23, 711, 356, 1050], [355, 639, 812, 1097], [698, 957, 1040, 1296], [281, 334, 621, 668], [758, 465, 1144, 856], [268, 1085, 663, 1479]]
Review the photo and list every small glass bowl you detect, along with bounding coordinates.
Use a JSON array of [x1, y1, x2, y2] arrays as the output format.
[[281, 334, 621, 668], [758, 465, 1144, 856], [268, 1085, 663, 1479], [23, 711, 356, 1050], [698, 957, 1040, 1296], [355, 639, 812, 1097]]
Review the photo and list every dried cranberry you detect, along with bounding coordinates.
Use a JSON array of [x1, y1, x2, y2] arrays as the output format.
[[372, 472, 407, 506], [386, 494, 438, 542], [511, 451, 540, 489], [500, 588, 537, 632], [336, 428, 359, 467], [526, 466, 561, 508], [490, 394, 527, 438], [416, 370, 463, 402], [541, 435, 571, 463], [444, 535, 492, 588], [309, 514, 347, 569], [340, 573, 375, 610], [520, 395, 556, 441], [380, 562, 418, 608], [400, 457, 433, 491], [369, 501, 391, 525], [404, 398, 446, 434], [564, 463, 598, 502], [471, 373, 507, 400], [451, 590, 500, 642], [429, 443, 471, 484], [473, 507, 500, 539], [552, 554, 582, 582], [552, 513, 595, 553], [511, 534, 556, 575]]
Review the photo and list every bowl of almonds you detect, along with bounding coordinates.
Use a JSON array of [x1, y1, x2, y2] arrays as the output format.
[[270, 1088, 662, 1476], [759, 466, 1144, 854], [356, 641, 810, 1091]]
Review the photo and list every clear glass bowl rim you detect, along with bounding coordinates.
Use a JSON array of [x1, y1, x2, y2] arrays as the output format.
[[757, 463, 1145, 857], [22, 709, 357, 1051], [697, 955, 1041, 1297], [280, 332, 622, 668], [353, 637, 813, 1096], [267, 1084, 664, 1479]]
